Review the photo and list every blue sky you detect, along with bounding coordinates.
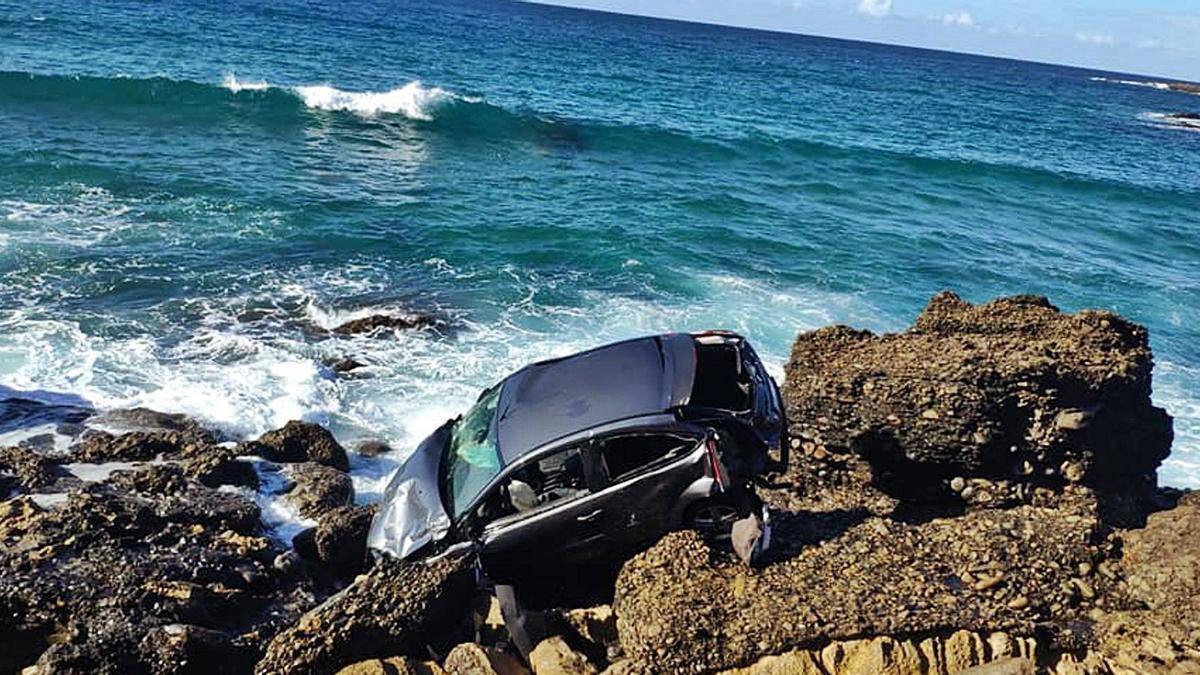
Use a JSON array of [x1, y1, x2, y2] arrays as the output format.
[[534, 0, 1200, 81]]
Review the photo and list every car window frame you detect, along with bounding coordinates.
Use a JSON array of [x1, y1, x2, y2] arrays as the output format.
[[597, 430, 703, 485], [470, 441, 600, 534]]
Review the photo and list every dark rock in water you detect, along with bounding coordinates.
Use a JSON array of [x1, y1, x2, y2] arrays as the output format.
[[182, 443, 260, 489], [283, 463, 354, 519], [1171, 112, 1200, 120], [354, 440, 393, 457], [70, 429, 196, 463], [245, 421, 350, 472], [331, 314, 437, 336], [0, 445, 61, 490], [293, 505, 377, 578], [256, 555, 476, 674], [613, 490, 1110, 672], [329, 357, 367, 374], [781, 292, 1172, 524], [0, 394, 93, 435], [94, 407, 217, 442], [17, 433, 57, 454], [106, 463, 190, 496]]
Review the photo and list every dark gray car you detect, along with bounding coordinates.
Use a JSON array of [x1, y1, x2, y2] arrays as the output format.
[[367, 331, 786, 583]]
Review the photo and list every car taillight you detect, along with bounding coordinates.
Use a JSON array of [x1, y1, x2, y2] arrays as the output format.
[[706, 438, 726, 492]]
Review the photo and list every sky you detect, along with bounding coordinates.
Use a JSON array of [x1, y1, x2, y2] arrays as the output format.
[[532, 0, 1200, 81]]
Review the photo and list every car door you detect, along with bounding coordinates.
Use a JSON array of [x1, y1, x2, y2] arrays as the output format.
[[474, 444, 609, 582], [586, 431, 709, 552]]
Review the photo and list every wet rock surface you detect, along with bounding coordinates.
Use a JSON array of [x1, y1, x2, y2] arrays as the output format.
[[293, 504, 377, 578], [331, 314, 439, 336], [282, 462, 354, 519], [0, 445, 62, 490], [244, 420, 350, 471]]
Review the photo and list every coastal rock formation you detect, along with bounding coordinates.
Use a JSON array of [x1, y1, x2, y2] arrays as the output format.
[[292, 505, 377, 578], [0, 445, 61, 490], [282, 462, 355, 519], [331, 314, 438, 336], [245, 420, 350, 471], [780, 292, 1172, 524], [256, 556, 476, 674]]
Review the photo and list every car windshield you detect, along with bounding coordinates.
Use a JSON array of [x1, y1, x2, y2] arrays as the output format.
[[440, 384, 503, 519]]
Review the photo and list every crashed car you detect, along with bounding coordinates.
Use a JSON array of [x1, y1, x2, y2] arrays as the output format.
[[367, 331, 786, 583]]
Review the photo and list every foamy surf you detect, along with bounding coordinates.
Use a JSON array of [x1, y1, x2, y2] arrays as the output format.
[[221, 73, 465, 120]]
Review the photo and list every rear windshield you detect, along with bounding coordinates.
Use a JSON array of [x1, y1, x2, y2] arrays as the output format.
[[690, 341, 752, 410], [441, 385, 503, 518]]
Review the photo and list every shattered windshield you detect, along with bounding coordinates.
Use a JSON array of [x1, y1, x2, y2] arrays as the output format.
[[441, 384, 503, 519]]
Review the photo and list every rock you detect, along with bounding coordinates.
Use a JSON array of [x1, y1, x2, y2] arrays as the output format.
[[337, 656, 446, 675], [0, 446, 61, 491], [141, 624, 256, 674], [529, 637, 598, 675], [956, 657, 1036, 675], [256, 556, 476, 674], [330, 358, 367, 374], [561, 606, 619, 655], [331, 314, 437, 336], [614, 491, 1103, 672], [283, 462, 354, 519], [294, 505, 377, 578], [781, 292, 1172, 524], [93, 407, 217, 441], [181, 444, 259, 488], [70, 429, 194, 463], [355, 440, 394, 458], [246, 421, 350, 472], [1, 479, 316, 674], [443, 643, 529, 675]]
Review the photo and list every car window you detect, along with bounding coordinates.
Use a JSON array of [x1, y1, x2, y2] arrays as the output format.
[[601, 433, 696, 482], [475, 447, 590, 528]]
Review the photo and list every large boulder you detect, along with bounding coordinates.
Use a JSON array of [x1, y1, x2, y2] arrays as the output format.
[[781, 292, 1172, 524], [283, 462, 354, 519], [246, 421, 349, 472], [256, 556, 477, 674], [293, 505, 377, 578], [613, 491, 1111, 672]]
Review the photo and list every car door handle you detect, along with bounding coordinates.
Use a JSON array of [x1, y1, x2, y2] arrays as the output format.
[[576, 509, 604, 523]]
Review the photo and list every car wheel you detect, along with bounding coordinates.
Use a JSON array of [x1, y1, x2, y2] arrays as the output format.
[[686, 498, 744, 541]]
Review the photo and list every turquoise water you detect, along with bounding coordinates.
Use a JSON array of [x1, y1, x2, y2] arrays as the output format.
[[1, 0, 1198, 489]]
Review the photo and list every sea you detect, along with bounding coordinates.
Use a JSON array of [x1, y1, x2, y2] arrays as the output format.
[[1, 0, 1197, 523]]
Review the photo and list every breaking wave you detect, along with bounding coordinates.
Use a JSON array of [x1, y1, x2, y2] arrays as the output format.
[[223, 73, 463, 120], [1139, 112, 1200, 132]]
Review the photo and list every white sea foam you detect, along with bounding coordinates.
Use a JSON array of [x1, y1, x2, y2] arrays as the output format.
[[221, 73, 269, 93], [0, 185, 134, 247], [293, 81, 455, 120], [1090, 76, 1173, 91], [1139, 112, 1200, 132]]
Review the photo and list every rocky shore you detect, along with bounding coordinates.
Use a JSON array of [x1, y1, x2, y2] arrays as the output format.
[[2, 293, 1196, 674]]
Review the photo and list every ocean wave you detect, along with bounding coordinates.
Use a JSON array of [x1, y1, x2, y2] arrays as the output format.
[[1139, 112, 1200, 132], [1090, 76, 1200, 95], [222, 72, 467, 120]]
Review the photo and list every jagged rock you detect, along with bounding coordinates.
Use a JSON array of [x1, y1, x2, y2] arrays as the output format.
[[93, 407, 216, 441], [256, 556, 476, 674], [70, 429, 195, 462], [0, 445, 60, 490], [283, 462, 354, 519], [330, 358, 367, 374], [561, 606, 619, 656], [331, 314, 436, 336], [443, 643, 530, 675], [181, 444, 259, 488], [355, 440, 393, 457], [245, 421, 349, 472], [530, 637, 598, 675], [1, 480, 316, 674], [293, 505, 377, 577], [781, 292, 1172, 525], [337, 656, 446, 675], [613, 491, 1104, 672]]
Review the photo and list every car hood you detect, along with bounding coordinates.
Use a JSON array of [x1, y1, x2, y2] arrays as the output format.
[[367, 421, 454, 560]]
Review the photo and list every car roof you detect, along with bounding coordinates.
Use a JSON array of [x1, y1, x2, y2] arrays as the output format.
[[493, 334, 697, 465]]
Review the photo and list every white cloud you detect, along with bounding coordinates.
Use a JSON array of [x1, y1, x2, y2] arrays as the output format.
[[942, 11, 974, 27], [1074, 31, 1115, 46], [857, 0, 892, 18], [1136, 39, 1161, 49]]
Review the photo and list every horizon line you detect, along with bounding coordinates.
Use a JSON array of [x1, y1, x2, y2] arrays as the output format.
[[517, 0, 1198, 85]]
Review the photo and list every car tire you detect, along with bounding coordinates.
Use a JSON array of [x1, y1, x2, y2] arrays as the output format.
[[685, 491, 754, 542]]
